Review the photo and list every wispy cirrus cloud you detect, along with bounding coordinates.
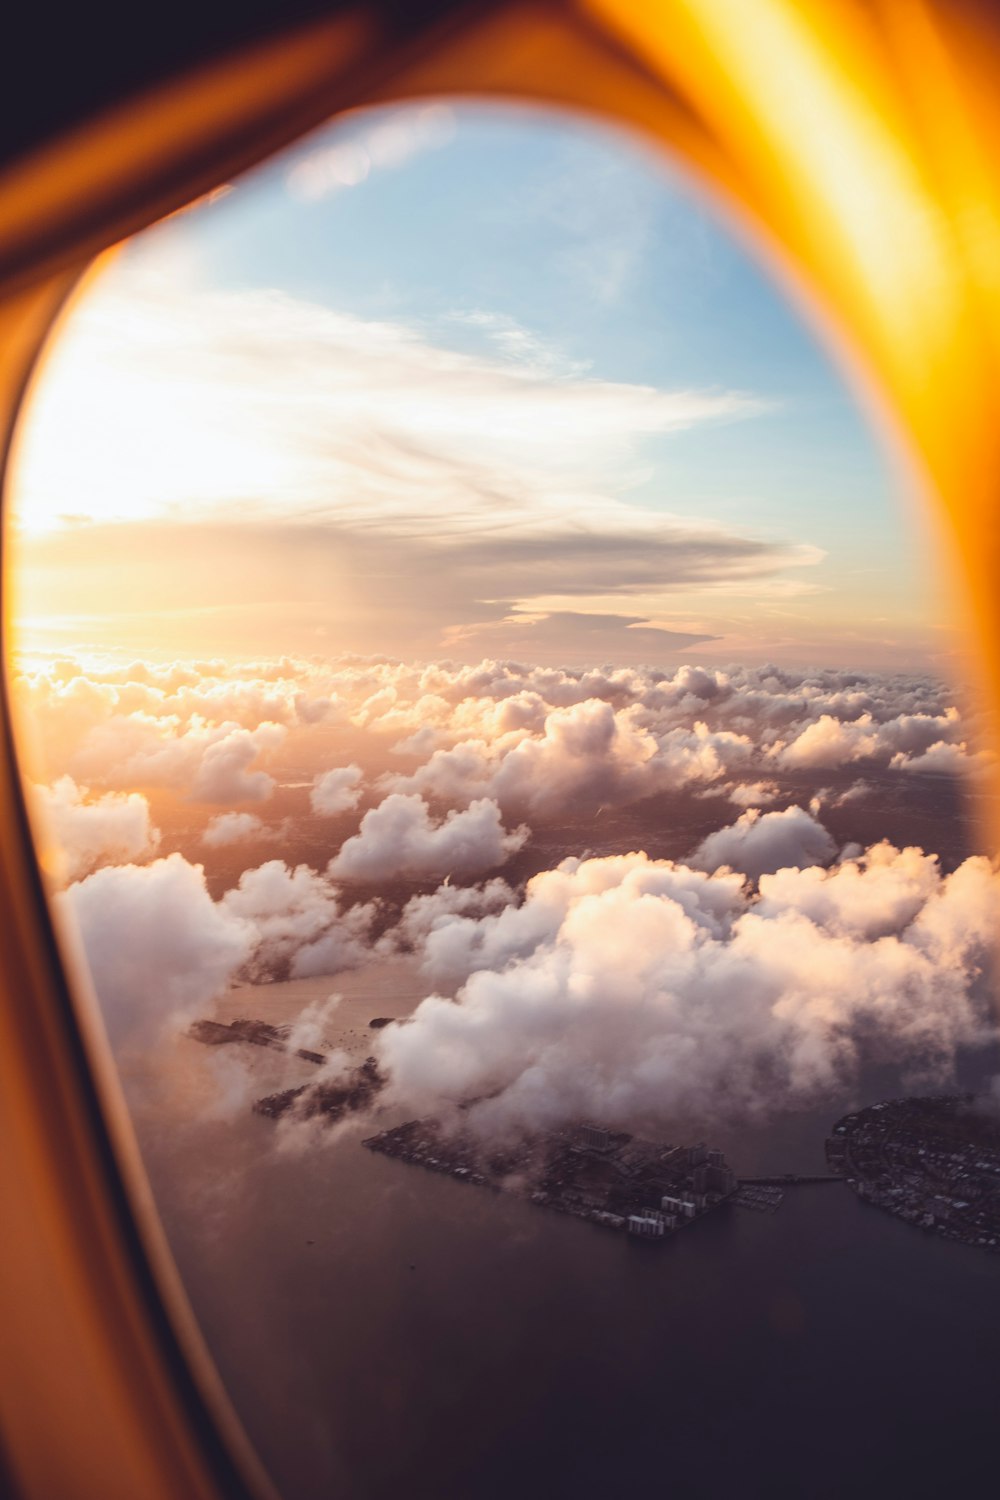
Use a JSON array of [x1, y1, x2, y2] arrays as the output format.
[[11, 259, 819, 662]]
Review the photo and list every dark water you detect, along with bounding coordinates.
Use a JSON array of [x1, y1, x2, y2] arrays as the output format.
[[141, 1102, 1000, 1500]]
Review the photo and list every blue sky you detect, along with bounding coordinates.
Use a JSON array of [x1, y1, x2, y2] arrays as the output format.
[[12, 101, 949, 668], [198, 106, 898, 551]]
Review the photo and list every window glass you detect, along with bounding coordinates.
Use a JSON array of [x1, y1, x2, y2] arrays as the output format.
[[8, 103, 999, 1500]]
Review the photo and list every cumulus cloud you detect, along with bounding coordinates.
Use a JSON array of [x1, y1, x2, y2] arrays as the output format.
[[60, 854, 254, 1048], [59, 845, 389, 1061], [43, 705, 287, 804], [390, 878, 520, 987], [28, 647, 998, 1150], [311, 764, 363, 815], [376, 847, 1000, 1134], [15, 656, 988, 821], [220, 860, 377, 978], [189, 723, 285, 802], [202, 812, 270, 847], [10, 655, 990, 897], [691, 806, 837, 881], [772, 707, 981, 776], [809, 781, 874, 816], [753, 842, 942, 941], [773, 713, 881, 770], [892, 741, 983, 775], [698, 779, 781, 808], [33, 775, 160, 882], [359, 659, 987, 816], [726, 780, 780, 807], [389, 704, 753, 817], [329, 793, 528, 882]]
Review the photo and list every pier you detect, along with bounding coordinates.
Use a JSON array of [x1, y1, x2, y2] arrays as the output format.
[[738, 1174, 844, 1186]]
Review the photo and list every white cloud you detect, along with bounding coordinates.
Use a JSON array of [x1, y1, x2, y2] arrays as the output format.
[[376, 847, 1000, 1133], [329, 793, 528, 882], [61, 849, 381, 1053], [54, 710, 286, 803], [310, 764, 363, 816], [754, 842, 941, 940], [11, 255, 820, 664], [809, 780, 874, 816], [773, 713, 881, 770], [691, 806, 837, 881], [14, 656, 987, 827], [189, 723, 285, 803], [892, 741, 981, 775], [773, 707, 973, 774], [727, 781, 781, 807], [220, 860, 376, 978], [33, 775, 160, 882], [202, 811, 269, 847], [388, 703, 754, 817], [61, 854, 254, 1048], [15, 262, 766, 542]]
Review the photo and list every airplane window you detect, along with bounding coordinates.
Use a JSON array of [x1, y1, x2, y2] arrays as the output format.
[[6, 101, 999, 1500]]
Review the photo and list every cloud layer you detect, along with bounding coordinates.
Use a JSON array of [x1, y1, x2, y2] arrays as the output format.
[[61, 853, 380, 1048], [33, 776, 160, 882], [378, 844, 1000, 1133], [15, 656, 988, 823], [329, 794, 527, 882], [61, 855, 254, 1047], [691, 805, 837, 880], [311, 765, 363, 816], [12, 261, 827, 661], [28, 651, 996, 1143]]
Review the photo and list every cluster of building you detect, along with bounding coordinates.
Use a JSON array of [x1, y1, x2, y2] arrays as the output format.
[[623, 1147, 737, 1239], [254, 1055, 385, 1123], [363, 1118, 738, 1243], [827, 1095, 1000, 1254], [626, 1195, 699, 1240]]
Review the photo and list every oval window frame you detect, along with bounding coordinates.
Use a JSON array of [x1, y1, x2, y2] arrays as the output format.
[[2, 4, 999, 1498]]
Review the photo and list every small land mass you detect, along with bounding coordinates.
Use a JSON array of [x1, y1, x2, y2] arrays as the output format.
[[187, 1017, 326, 1066], [827, 1094, 1000, 1253], [363, 1118, 738, 1242], [254, 1056, 386, 1125], [193, 1014, 1000, 1260]]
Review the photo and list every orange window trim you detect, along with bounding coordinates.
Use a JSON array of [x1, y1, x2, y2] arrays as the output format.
[[4, 3, 1000, 1497]]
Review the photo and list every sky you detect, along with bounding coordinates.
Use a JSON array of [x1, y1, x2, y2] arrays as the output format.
[[6, 95, 999, 1187], [11, 100, 1000, 1499], [7, 99, 952, 671]]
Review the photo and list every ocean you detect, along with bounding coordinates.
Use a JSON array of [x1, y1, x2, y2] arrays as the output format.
[[136, 1057, 1000, 1500]]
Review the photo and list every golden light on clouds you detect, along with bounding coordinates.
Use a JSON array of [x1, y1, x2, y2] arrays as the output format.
[[4, 83, 953, 671], [7, 244, 842, 664]]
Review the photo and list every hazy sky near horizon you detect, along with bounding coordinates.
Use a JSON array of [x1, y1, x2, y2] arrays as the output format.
[[8, 101, 952, 670]]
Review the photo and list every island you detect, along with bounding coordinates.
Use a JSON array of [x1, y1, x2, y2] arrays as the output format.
[[363, 1118, 738, 1241], [826, 1094, 1000, 1253], [187, 1016, 326, 1065], [254, 1056, 385, 1123], [188, 1016, 1000, 1259]]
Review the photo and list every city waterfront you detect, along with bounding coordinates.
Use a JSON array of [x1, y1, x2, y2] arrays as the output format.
[[137, 1061, 1000, 1500]]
